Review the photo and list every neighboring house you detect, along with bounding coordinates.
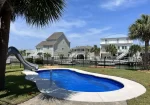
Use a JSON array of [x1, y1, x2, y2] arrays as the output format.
[[100, 37, 133, 59], [26, 49, 36, 57], [69, 46, 93, 59], [27, 32, 70, 57]]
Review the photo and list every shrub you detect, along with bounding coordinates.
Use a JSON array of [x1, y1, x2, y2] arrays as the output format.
[[26, 58, 33, 63], [35, 58, 43, 64]]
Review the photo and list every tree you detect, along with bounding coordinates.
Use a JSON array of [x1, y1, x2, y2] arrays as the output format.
[[0, 0, 65, 90], [44, 53, 51, 58], [128, 15, 150, 69], [90, 45, 100, 59], [19, 50, 26, 56], [105, 44, 117, 57], [129, 44, 141, 57], [84, 48, 89, 59], [44, 53, 51, 65], [26, 52, 31, 57], [37, 52, 43, 58]]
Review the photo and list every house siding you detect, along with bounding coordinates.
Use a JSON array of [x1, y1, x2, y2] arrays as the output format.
[[54, 39, 70, 57]]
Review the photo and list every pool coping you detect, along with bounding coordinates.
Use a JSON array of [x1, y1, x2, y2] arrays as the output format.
[[22, 68, 146, 102]]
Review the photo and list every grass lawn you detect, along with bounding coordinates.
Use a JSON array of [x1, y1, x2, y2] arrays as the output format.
[[0, 65, 150, 105], [0, 65, 39, 105], [63, 66, 150, 105]]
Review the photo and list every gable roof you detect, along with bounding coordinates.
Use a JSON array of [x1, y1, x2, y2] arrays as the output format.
[[36, 41, 56, 48], [46, 32, 63, 41], [36, 32, 70, 48]]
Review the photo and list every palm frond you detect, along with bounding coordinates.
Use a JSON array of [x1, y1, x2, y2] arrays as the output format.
[[11, 0, 65, 27], [128, 14, 150, 41]]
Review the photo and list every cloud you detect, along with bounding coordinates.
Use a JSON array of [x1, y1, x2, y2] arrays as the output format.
[[53, 19, 86, 28], [103, 33, 127, 38], [100, 0, 147, 11], [68, 33, 82, 38], [68, 27, 111, 39], [86, 27, 111, 35], [67, 27, 112, 47], [10, 19, 86, 38]]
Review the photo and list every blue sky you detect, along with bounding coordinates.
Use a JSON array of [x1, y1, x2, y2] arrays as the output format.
[[9, 0, 150, 49]]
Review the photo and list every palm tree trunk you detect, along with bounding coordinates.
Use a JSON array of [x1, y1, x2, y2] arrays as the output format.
[[0, 8, 11, 90], [144, 40, 149, 70]]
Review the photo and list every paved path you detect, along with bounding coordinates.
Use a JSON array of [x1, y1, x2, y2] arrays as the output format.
[[19, 94, 127, 105]]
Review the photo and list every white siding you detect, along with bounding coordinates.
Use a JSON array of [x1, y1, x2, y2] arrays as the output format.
[[100, 37, 133, 54], [54, 39, 70, 57], [43, 47, 54, 56]]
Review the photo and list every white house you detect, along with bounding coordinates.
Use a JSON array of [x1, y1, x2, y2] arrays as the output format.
[[69, 46, 94, 59], [100, 37, 133, 59], [27, 32, 70, 57]]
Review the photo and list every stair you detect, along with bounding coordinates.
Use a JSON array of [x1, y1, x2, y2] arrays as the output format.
[[116, 51, 128, 60]]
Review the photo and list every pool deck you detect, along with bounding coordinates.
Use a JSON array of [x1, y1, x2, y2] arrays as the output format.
[[22, 68, 146, 102], [19, 93, 127, 105]]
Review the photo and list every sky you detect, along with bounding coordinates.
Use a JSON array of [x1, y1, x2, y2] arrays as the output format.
[[9, 0, 150, 49]]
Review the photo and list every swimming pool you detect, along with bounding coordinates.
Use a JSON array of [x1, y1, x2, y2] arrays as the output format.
[[37, 69, 124, 92], [22, 68, 146, 102]]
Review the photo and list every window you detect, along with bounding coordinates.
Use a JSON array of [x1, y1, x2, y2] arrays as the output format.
[[122, 46, 124, 49], [124, 46, 127, 49], [118, 46, 120, 49]]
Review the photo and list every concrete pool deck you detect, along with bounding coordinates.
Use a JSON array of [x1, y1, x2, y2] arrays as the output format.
[[19, 93, 127, 105], [22, 68, 146, 102]]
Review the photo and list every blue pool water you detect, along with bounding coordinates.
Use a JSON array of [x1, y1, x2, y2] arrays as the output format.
[[37, 69, 124, 92]]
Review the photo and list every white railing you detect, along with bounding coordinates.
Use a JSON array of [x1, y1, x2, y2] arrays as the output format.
[[116, 51, 128, 60]]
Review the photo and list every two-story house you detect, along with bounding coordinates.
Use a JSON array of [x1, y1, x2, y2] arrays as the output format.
[[69, 46, 92, 59], [35, 32, 70, 57], [100, 37, 133, 59]]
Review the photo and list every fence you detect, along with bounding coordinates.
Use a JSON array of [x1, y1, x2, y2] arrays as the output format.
[[6, 56, 146, 70]]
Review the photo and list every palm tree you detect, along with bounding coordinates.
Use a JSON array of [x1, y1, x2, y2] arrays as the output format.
[[37, 52, 43, 58], [0, 0, 65, 90], [44, 53, 51, 58], [129, 44, 141, 57], [44, 53, 51, 65], [90, 45, 100, 60], [128, 15, 150, 69], [26, 52, 31, 57], [19, 50, 26, 56], [105, 44, 117, 58]]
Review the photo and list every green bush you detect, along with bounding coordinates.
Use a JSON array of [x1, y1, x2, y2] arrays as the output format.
[[26, 58, 33, 63], [35, 58, 43, 64]]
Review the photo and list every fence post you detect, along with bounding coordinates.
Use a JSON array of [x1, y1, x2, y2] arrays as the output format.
[[119, 59, 120, 69], [42, 57, 44, 65], [104, 57, 106, 68], [135, 57, 137, 70], [83, 59, 84, 67], [32, 56, 33, 63], [47, 57, 48, 65], [20, 62, 21, 68], [10, 58, 11, 69], [72, 57, 73, 66]]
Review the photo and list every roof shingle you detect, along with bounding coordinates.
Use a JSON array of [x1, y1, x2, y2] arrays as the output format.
[[46, 32, 63, 41]]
